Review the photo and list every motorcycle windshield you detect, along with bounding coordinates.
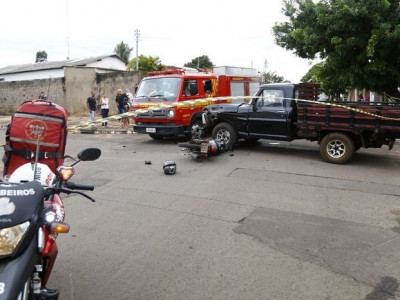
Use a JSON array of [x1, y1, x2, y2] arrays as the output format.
[[0, 181, 44, 229], [134, 77, 181, 103]]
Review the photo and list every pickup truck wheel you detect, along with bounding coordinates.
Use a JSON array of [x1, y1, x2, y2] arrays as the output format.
[[320, 133, 355, 164], [212, 122, 238, 148]]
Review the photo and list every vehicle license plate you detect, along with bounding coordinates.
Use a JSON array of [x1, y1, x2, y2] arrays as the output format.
[[146, 128, 156, 133], [200, 142, 208, 153]]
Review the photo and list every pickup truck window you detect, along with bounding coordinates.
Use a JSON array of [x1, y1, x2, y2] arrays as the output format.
[[261, 89, 284, 107]]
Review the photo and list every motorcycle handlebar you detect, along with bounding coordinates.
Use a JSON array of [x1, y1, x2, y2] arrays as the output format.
[[65, 181, 94, 191]]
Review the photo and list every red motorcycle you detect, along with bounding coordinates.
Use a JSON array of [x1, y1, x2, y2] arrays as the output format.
[[0, 147, 101, 300]]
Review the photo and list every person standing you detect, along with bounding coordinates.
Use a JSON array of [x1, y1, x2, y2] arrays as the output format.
[[100, 94, 109, 127], [87, 91, 97, 122], [125, 88, 134, 109], [115, 89, 126, 114], [115, 89, 129, 128]]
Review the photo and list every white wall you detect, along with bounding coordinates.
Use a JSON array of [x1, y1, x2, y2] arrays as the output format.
[[86, 57, 126, 71], [0, 69, 64, 82]]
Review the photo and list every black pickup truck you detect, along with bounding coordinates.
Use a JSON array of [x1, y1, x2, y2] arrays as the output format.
[[202, 83, 400, 164]]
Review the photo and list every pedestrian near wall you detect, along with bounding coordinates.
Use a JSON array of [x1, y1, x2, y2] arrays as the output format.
[[115, 89, 129, 128], [87, 91, 97, 122], [99, 94, 109, 127], [125, 88, 134, 109]]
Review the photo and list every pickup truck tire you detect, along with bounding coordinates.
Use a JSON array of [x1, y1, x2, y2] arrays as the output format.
[[320, 133, 355, 164], [212, 122, 238, 148]]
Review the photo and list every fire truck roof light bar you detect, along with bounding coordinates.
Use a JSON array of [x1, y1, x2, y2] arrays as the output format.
[[148, 69, 186, 76]]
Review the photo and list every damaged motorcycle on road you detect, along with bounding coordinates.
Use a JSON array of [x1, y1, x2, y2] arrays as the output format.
[[178, 138, 230, 160]]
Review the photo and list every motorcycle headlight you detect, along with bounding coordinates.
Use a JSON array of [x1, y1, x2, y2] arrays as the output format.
[[0, 221, 30, 256], [167, 109, 175, 118]]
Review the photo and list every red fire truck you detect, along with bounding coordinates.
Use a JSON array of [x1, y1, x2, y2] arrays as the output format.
[[132, 66, 261, 139]]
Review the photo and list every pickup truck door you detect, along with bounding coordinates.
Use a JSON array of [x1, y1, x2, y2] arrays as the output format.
[[247, 88, 290, 139]]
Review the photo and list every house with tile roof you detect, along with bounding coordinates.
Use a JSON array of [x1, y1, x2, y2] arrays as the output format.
[[0, 54, 127, 82], [0, 55, 145, 115]]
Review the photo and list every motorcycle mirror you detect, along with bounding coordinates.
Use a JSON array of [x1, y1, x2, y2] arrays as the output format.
[[77, 148, 101, 162]]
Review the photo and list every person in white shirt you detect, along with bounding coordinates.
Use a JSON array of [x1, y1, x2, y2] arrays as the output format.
[[125, 88, 134, 109], [100, 94, 109, 127]]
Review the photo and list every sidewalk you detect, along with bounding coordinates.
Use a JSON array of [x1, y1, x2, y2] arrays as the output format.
[[0, 115, 134, 134]]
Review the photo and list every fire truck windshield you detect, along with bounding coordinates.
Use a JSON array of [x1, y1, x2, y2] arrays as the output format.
[[134, 77, 180, 102]]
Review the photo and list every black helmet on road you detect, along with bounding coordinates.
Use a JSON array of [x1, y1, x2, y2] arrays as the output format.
[[163, 161, 176, 175]]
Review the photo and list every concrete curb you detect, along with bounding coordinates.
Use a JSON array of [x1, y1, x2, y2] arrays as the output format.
[[74, 128, 134, 135], [0, 116, 134, 135]]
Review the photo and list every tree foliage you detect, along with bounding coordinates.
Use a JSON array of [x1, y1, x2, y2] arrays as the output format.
[[273, 0, 400, 95], [184, 55, 214, 69], [262, 71, 285, 84], [127, 55, 166, 71], [35, 51, 47, 63], [301, 61, 348, 99], [114, 41, 133, 62]]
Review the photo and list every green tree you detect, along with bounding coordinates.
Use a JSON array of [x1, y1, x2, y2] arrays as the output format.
[[301, 63, 323, 84], [301, 61, 348, 99], [262, 71, 285, 84], [127, 55, 166, 71], [273, 0, 400, 95], [35, 51, 47, 63], [184, 55, 214, 69], [114, 41, 133, 62]]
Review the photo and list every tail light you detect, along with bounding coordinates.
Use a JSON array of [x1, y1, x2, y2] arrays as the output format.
[[208, 140, 218, 153]]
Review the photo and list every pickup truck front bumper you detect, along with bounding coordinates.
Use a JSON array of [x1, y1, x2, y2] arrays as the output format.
[[202, 111, 218, 132], [133, 124, 185, 137]]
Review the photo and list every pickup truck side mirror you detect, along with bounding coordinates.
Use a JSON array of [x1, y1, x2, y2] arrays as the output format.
[[252, 102, 258, 112], [253, 98, 263, 112]]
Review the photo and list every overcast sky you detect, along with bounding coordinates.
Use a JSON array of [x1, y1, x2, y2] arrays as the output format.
[[0, 0, 316, 82]]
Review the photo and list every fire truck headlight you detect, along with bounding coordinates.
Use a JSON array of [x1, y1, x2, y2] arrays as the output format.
[[167, 109, 175, 118]]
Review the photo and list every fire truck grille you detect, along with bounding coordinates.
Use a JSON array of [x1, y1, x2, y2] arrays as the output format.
[[136, 109, 167, 118]]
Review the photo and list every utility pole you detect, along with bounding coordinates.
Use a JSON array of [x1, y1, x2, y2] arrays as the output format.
[[65, 0, 70, 60], [135, 29, 140, 71]]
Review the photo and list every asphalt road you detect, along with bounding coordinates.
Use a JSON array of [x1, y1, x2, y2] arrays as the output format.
[[4, 130, 400, 300]]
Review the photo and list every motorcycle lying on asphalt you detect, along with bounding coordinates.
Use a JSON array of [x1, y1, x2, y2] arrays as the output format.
[[0, 147, 101, 300], [178, 138, 230, 160]]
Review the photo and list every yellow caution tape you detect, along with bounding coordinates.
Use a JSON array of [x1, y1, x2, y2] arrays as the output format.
[[64, 95, 400, 131]]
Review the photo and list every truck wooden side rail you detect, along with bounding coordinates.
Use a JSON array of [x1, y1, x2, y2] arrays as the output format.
[[297, 102, 400, 137]]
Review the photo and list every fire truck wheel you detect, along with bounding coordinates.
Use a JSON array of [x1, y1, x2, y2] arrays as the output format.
[[320, 132, 355, 164], [149, 134, 164, 140], [212, 122, 238, 148], [189, 119, 204, 139]]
